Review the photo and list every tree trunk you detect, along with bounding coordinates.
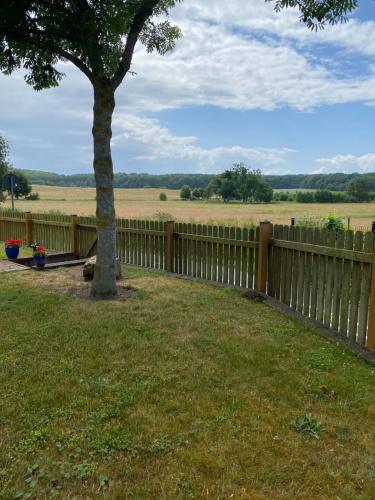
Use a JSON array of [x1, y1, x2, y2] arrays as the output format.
[[91, 84, 117, 298]]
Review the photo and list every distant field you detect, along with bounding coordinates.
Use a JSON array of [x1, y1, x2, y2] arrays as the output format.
[[3, 184, 375, 228]]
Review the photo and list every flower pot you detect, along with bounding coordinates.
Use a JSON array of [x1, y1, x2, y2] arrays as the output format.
[[34, 255, 46, 268], [5, 246, 20, 260]]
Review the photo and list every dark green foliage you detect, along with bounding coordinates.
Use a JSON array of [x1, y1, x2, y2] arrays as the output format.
[[254, 181, 273, 203], [159, 192, 167, 201], [268, 0, 357, 31], [347, 177, 371, 202], [0, 1, 182, 90], [296, 191, 315, 203], [209, 163, 272, 203], [9, 169, 32, 199], [180, 185, 191, 200], [191, 187, 205, 200]]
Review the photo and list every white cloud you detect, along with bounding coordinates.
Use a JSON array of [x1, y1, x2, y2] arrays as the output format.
[[2, 0, 375, 173], [112, 113, 295, 172], [315, 153, 375, 173]]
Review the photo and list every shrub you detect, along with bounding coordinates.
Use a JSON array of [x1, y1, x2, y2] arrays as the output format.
[[296, 191, 314, 203], [159, 192, 167, 201], [191, 188, 204, 200], [322, 214, 345, 231], [153, 211, 174, 222], [26, 192, 40, 200], [180, 185, 191, 200]]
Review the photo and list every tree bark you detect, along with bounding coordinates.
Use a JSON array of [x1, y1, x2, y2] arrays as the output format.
[[91, 84, 117, 298]]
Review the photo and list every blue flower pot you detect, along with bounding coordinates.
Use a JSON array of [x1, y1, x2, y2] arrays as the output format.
[[5, 246, 20, 260], [34, 255, 46, 268]]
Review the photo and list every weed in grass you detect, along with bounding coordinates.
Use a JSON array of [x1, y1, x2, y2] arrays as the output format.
[[291, 413, 323, 439]]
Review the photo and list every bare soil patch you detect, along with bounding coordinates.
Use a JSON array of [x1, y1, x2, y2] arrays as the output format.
[[71, 285, 136, 301]]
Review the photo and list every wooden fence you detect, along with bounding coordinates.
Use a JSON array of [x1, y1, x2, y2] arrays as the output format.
[[0, 209, 374, 351]]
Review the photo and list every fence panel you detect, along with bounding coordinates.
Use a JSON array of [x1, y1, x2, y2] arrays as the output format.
[[1, 210, 374, 351], [269, 225, 375, 347]]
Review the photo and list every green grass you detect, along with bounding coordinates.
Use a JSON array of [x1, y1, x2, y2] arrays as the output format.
[[1, 267, 375, 498]]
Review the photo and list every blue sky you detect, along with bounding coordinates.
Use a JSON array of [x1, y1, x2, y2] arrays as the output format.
[[1, 0, 375, 176]]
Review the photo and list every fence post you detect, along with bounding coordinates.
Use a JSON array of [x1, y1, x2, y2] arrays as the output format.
[[25, 212, 33, 246], [166, 220, 175, 272], [71, 214, 78, 257], [367, 242, 375, 350], [257, 221, 272, 293]]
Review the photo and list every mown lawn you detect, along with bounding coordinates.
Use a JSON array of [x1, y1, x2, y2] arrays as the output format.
[[0, 267, 375, 499]]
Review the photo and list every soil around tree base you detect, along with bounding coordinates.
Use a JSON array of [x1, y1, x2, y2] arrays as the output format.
[[71, 285, 136, 301]]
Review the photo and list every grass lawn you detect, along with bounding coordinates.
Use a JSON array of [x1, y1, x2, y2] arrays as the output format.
[[1, 267, 375, 498]]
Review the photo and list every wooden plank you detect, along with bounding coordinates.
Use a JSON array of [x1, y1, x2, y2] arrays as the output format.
[[339, 231, 354, 337], [166, 220, 174, 272], [223, 226, 230, 284], [196, 224, 202, 279], [235, 227, 242, 287], [303, 227, 313, 316], [348, 231, 363, 340], [212, 225, 218, 282], [296, 227, 306, 313], [367, 242, 375, 350], [316, 229, 329, 324], [228, 226, 236, 285], [206, 224, 212, 280], [358, 233, 373, 345], [331, 231, 344, 331], [241, 227, 248, 288], [280, 225, 289, 304], [323, 230, 336, 328], [271, 238, 372, 263], [217, 225, 224, 283], [257, 222, 272, 293]]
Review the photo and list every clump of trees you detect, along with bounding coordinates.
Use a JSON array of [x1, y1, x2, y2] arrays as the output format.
[[208, 164, 273, 203], [159, 192, 167, 201], [0, 135, 35, 201], [180, 164, 273, 203]]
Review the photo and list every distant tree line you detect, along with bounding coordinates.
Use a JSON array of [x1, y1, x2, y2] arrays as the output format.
[[274, 178, 374, 203], [20, 168, 375, 193], [265, 173, 375, 192]]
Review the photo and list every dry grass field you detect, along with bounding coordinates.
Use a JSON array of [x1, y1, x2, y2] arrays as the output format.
[[3, 184, 375, 228]]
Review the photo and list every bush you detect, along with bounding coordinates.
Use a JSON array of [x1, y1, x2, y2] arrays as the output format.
[[26, 192, 40, 200], [191, 188, 204, 200], [296, 191, 314, 203], [152, 211, 174, 222], [180, 185, 191, 200], [159, 192, 167, 201], [322, 214, 345, 231]]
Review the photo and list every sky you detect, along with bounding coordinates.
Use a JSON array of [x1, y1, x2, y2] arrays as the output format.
[[1, 0, 375, 176]]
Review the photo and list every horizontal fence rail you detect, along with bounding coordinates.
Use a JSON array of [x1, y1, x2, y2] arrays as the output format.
[[1, 209, 374, 351]]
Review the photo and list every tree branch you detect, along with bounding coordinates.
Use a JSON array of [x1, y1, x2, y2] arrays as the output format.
[[111, 0, 161, 90]]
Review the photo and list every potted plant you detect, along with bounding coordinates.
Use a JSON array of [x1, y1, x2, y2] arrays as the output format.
[[4, 238, 22, 260], [32, 244, 47, 268]]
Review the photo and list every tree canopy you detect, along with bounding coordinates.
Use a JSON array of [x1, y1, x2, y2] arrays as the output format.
[[0, 0, 181, 91], [267, 0, 358, 30]]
